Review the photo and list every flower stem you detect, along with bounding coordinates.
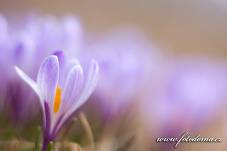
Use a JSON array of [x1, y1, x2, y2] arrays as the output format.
[[41, 136, 50, 151], [34, 126, 41, 151], [79, 112, 95, 149]]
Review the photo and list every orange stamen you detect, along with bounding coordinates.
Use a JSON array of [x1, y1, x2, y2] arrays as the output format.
[[53, 85, 62, 113]]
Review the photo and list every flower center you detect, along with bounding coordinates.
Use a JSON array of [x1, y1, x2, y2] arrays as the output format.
[[53, 85, 62, 113]]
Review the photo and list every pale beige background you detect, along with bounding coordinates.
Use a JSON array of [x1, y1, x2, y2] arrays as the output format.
[[0, 0, 227, 57]]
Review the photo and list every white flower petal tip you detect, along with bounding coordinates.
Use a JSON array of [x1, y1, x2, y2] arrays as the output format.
[[72, 65, 83, 76], [90, 59, 99, 85], [70, 58, 80, 66], [37, 55, 59, 102], [14, 66, 40, 98]]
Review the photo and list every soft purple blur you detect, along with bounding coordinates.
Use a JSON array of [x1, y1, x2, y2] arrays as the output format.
[[141, 56, 227, 137], [84, 28, 160, 117]]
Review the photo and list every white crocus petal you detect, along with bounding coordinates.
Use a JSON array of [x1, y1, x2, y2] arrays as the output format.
[[68, 59, 80, 69], [15, 66, 41, 99], [37, 55, 59, 105], [53, 60, 99, 134], [68, 59, 99, 116], [54, 51, 66, 87], [50, 65, 84, 134], [62, 64, 83, 112], [15, 66, 44, 111], [63, 58, 80, 82], [78, 60, 99, 104]]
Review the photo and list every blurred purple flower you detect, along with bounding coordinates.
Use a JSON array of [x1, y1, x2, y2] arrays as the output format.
[[142, 57, 227, 135], [85, 28, 159, 117], [15, 51, 99, 151], [166, 58, 227, 123], [0, 14, 83, 121]]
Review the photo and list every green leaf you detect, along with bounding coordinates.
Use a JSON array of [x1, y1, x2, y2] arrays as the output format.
[[34, 126, 41, 151], [47, 141, 54, 151]]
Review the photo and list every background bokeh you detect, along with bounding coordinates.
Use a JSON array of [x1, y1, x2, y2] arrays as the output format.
[[1, 0, 227, 56], [0, 0, 227, 151]]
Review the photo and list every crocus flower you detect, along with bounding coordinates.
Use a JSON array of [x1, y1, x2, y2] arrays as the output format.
[[0, 14, 83, 122], [15, 51, 99, 151]]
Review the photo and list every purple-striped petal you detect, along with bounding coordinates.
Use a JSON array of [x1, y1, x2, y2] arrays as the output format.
[[53, 51, 66, 87], [37, 55, 59, 104], [52, 60, 99, 134], [80, 60, 99, 102], [62, 64, 84, 112], [68, 59, 99, 115]]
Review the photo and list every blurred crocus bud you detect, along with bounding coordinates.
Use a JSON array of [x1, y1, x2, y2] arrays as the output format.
[[20, 15, 83, 68], [85, 27, 160, 117]]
